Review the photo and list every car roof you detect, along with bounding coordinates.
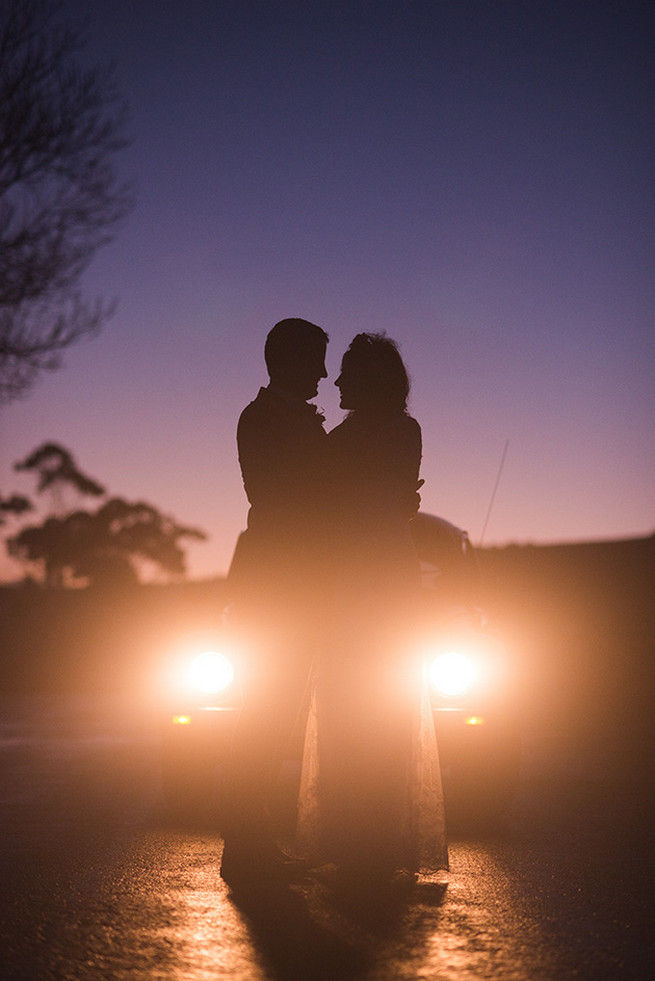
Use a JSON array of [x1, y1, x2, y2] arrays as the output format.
[[411, 512, 471, 565]]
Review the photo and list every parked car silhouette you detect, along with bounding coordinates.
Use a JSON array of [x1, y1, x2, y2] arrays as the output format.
[[160, 513, 521, 829]]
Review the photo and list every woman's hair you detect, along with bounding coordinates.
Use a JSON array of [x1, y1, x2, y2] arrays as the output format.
[[342, 332, 410, 412]]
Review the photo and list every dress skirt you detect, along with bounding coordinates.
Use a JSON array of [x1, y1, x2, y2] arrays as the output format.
[[295, 649, 449, 877]]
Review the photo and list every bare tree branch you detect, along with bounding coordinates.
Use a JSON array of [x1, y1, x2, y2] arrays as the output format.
[[0, 0, 132, 402]]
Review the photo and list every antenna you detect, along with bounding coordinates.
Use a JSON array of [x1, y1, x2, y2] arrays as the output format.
[[479, 439, 509, 547]]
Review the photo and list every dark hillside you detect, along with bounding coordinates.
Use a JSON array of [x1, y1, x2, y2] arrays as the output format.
[[476, 535, 655, 777]]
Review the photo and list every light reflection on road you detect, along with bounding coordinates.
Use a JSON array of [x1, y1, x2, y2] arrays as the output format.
[[97, 833, 552, 981], [415, 844, 546, 981], [345, 843, 553, 981], [2, 694, 645, 981], [147, 837, 267, 981]]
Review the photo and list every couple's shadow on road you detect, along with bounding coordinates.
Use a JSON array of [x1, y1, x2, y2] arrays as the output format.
[[228, 873, 448, 981]]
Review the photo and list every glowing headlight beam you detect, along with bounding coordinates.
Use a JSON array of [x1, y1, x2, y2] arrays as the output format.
[[189, 651, 234, 695], [429, 651, 477, 698]]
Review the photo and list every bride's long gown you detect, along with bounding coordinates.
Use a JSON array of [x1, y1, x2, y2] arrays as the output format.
[[296, 410, 448, 877]]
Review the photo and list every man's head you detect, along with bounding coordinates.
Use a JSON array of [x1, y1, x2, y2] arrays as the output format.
[[265, 318, 329, 400]]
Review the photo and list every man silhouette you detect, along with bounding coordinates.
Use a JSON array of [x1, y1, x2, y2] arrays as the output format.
[[221, 317, 329, 888]]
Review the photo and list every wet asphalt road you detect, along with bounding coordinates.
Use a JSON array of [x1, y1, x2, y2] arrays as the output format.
[[0, 694, 652, 981]]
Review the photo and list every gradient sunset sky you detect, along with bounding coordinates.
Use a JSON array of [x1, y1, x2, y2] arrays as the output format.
[[0, 0, 652, 581]]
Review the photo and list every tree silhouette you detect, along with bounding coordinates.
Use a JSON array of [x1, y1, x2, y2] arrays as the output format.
[[8, 499, 207, 587], [4, 443, 207, 586], [0, 493, 33, 526], [0, 0, 132, 402], [2, 442, 102, 525], [15, 442, 105, 506]]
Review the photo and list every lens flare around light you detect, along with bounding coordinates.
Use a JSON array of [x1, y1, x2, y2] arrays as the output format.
[[429, 651, 477, 697], [188, 651, 234, 695]]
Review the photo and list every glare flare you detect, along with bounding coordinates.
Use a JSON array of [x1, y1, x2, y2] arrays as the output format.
[[188, 651, 234, 695], [429, 651, 477, 697]]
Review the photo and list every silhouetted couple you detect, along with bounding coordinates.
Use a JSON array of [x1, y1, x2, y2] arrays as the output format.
[[221, 318, 447, 894]]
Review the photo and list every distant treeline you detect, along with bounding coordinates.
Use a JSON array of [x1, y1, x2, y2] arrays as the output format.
[[478, 535, 654, 636], [477, 535, 654, 760]]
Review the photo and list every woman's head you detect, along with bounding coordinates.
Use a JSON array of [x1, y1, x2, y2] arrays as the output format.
[[336, 332, 410, 414]]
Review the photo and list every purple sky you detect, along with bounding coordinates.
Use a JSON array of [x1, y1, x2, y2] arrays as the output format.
[[1, 0, 652, 581]]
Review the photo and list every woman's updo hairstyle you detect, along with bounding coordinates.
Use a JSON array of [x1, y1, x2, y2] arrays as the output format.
[[343, 332, 410, 413]]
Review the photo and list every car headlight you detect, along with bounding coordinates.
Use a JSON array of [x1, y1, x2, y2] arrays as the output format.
[[429, 651, 478, 698], [188, 651, 235, 695]]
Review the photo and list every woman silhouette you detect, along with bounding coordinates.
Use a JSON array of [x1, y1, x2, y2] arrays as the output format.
[[297, 333, 448, 889]]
